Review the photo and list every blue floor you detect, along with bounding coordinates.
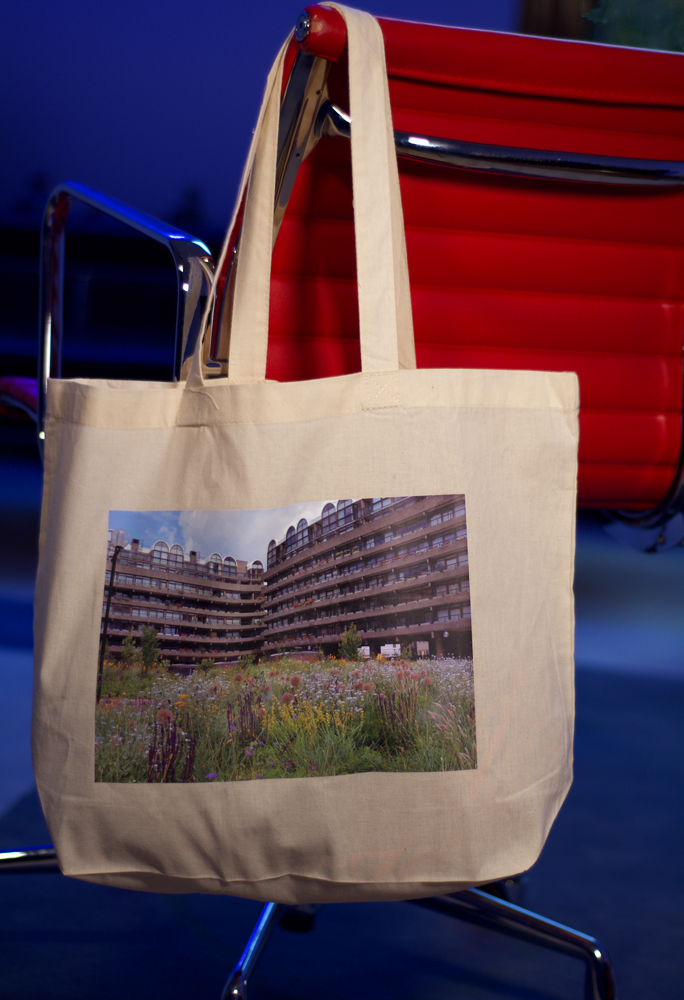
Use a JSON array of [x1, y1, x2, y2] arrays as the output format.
[[1, 451, 683, 998]]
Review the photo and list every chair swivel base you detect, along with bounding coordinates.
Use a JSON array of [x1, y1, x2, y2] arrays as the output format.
[[222, 888, 616, 1000]]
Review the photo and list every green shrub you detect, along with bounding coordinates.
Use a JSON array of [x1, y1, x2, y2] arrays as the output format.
[[339, 624, 361, 661]]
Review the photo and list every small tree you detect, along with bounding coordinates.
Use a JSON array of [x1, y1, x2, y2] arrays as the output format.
[[339, 624, 362, 661], [119, 629, 139, 669], [238, 651, 256, 671], [140, 625, 161, 673], [197, 658, 214, 672]]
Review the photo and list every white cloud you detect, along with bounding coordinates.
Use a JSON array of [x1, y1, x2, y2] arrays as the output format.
[[178, 500, 341, 565], [110, 500, 350, 566]]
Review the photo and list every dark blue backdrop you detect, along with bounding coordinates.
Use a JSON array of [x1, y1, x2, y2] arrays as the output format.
[[0, 1, 518, 236]]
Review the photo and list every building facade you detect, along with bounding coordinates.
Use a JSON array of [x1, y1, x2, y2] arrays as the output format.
[[262, 495, 471, 659], [102, 495, 471, 668], [102, 535, 264, 667]]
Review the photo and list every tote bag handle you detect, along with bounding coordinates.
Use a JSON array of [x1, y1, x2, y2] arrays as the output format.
[[188, 4, 416, 387]]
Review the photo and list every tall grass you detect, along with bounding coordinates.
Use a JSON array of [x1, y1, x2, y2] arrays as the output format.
[[95, 656, 476, 782]]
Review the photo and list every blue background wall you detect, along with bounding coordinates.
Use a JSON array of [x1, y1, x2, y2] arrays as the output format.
[[0, 0, 517, 236]]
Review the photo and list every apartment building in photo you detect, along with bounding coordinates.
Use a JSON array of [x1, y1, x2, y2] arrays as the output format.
[[102, 534, 264, 667], [262, 495, 471, 659]]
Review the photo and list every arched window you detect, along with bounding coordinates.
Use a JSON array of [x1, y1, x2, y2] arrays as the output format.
[[152, 540, 169, 563], [296, 518, 308, 552], [250, 559, 264, 580], [267, 540, 277, 570], [285, 524, 296, 556], [321, 502, 337, 539], [337, 499, 354, 528], [224, 556, 237, 579], [208, 552, 223, 575], [169, 544, 184, 567]]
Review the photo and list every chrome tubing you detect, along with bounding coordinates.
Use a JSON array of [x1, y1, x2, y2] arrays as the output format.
[[38, 181, 215, 455], [410, 889, 616, 1000], [0, 845, 60, 874], [319, 100, 684, 187], [221, 901, 284, 1000]]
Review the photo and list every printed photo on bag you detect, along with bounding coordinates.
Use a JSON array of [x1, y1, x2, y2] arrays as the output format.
[[95, 496, 476, 782]]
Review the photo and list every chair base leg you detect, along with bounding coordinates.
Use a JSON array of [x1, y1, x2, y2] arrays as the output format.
[[221, 888, 616, 1000], [409, 889, 616, 1000], [221, 902, 284, 1000]]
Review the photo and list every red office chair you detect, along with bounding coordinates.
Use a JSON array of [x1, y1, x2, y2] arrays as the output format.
[[4, 5, 684, 998]]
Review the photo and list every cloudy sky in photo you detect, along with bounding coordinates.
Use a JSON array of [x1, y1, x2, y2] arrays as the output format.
[[108, 501, 345, 565]]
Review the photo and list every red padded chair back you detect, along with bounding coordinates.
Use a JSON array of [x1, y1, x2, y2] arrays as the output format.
[[265, 12, 684, 511]]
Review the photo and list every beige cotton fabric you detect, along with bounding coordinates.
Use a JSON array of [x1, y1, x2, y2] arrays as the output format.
[[32, 5, 579, 904]]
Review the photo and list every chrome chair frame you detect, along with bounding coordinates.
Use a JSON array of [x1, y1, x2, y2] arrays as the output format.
[[37, 181, 215, 455]]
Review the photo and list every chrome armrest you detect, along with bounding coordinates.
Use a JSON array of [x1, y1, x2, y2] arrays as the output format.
[[38, 181, 215, 452]]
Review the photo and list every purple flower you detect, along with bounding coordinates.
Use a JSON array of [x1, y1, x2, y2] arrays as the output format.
[[205, 772, 218, 781], [269, 760, 275, 766], [257, 740, 264, 745], [245, 748, 253, 757], [256, 775, 263, 779]]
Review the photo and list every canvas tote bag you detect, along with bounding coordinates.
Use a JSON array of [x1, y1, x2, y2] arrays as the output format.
[[33, 4, 579, 904]]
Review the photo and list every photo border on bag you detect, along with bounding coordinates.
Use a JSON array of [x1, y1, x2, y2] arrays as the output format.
[[95, 496, 476, 782]]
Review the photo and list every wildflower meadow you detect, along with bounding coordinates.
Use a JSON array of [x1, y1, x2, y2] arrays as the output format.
[[95, 655, 476, 782]]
